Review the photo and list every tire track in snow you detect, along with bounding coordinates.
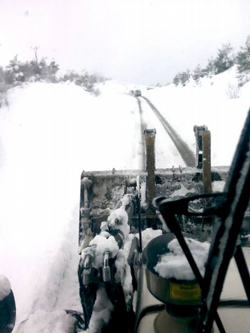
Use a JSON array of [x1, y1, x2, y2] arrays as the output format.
[[142, 96, 195, 167]]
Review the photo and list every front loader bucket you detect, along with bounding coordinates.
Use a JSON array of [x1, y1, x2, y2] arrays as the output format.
[[79, 166, 228, 246]]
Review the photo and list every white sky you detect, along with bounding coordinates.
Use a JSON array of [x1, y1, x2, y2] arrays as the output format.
[[0, 0, 250, 85]]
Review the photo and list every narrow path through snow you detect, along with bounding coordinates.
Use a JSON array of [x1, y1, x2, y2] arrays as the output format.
[[142, 96, 195, 167], [138, 98, 186, 168]]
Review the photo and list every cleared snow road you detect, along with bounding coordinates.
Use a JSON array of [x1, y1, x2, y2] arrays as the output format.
[[135, 96, 194, 168], [141, 96, 196, 167]]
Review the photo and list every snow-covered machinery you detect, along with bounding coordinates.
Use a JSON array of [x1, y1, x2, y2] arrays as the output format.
[[77, 110, 250, 333], [0, 275, 16, 333]]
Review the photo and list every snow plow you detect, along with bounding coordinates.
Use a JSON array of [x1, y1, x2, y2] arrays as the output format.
[[77, 110, 250, 333]]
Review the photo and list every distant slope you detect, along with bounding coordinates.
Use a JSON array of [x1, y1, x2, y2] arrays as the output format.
[[143, 66, 250, 166]]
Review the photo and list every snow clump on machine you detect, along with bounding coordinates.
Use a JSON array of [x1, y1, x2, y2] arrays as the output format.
[[85, 235, 119, 269], [155, 238, 210, 280], [106, 207, 130, 239], [137, 228, 162, 250], [88, 285, 114, 333], [212, 180, 225, 192]]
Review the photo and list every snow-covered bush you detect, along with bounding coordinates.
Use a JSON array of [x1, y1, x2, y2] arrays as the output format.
[[0, 55, 106, 105], [4, 55, 59, 85], [236, 35, 250, 86], [61, 70, 105, 95], [173, 70, 191, 86]]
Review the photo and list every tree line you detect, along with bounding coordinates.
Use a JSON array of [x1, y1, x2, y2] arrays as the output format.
[[172, 35, 250, 87], [0, 54, 107, 107]]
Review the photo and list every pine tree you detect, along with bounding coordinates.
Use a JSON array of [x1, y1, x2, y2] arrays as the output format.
[[173, 73, 181, 86], [203, 57, 216, 78], [213, 44, 235, 74], [4, 55, 59, 84], [180, 70, 191, 86], [236, 36, 250, 86], [236, 35, 250, 74], [192, 64, 205, 83]]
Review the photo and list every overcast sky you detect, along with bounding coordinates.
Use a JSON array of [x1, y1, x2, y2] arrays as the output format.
[[0, 0, 250, 85]]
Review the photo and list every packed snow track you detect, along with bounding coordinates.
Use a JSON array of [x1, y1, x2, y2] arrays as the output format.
[[135, 95, 195, 168]]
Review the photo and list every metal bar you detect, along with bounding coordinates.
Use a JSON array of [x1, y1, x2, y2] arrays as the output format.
[[79, 176, 93, 248], [202, 130, 212, 194], [144, 129, 156, 218], [201, 130, 212, 227], [136, 195, 143, 253], [194, 125, 203, 169], [199, 110, 250, 333]]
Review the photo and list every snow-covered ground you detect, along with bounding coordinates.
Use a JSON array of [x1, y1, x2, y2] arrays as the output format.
[[144, 66, 250, 166], [0, 67, 249, 332]]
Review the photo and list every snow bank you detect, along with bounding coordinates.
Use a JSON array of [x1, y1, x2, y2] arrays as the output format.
[[155, 238, 210, 280], [96, 80, 129, 96], [15, 309, 76, 333], [145, 66, 250, 166], [0, 81, 141, 328]]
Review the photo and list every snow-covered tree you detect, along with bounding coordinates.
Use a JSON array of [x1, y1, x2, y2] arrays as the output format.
[[213, 44, 235, 74], [62, 70, 89, 87], [173, 73, 181, 86], [4, 55, 59, 84], [37, 58, 59, 82], [203, 57, 216, 78], [4, 56, 24, 84], [0, 67, 9, 108], [61, 70, 105, 94], [236, 35, 250, 86], [192, 64, 205, 84], [180, 69, 191, 86]]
